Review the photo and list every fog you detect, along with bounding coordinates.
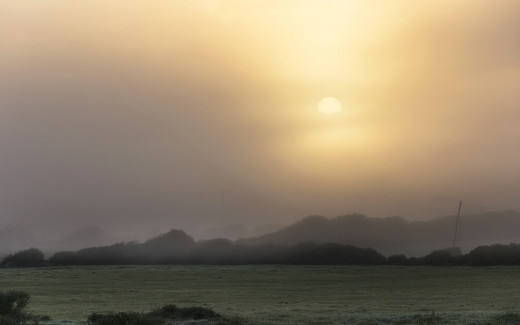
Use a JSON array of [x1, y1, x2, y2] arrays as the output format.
[[1, 1, 519, 246]]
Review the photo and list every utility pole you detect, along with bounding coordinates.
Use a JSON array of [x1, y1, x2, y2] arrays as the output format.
[[452, 200, 462, 247]]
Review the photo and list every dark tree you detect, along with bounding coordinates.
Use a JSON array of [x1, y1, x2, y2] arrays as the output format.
[[1, 248, 45, 267]]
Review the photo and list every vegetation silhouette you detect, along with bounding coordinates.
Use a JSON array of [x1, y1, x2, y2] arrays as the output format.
[[6, 217, 520, 266], [40, 230, 520, 266], [0, 248, 46, 267], [0, 291, 241, 325], [48, 229, 387, 265], [2, 210, 520, 259], [0, 290, 46, 325], [88, 304, 243, 325], [422, 249, 462, 266], [465, 244, 520, 266], [240, 212, 520, 255]]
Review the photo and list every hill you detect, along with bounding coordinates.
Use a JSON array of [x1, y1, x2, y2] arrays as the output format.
[[238, 211, 520, 256], [47, 228, 387, 265]]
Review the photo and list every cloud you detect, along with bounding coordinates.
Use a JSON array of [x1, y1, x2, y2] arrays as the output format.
[[1, 1, 519, 240]]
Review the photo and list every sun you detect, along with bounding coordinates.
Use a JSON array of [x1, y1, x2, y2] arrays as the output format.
[[317, 97, 342, 114]]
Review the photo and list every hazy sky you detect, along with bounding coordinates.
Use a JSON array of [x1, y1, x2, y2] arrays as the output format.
[[1, 1, 519, 238]]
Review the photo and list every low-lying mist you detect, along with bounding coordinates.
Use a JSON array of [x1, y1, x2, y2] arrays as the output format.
[[2, 210, 520, 259]]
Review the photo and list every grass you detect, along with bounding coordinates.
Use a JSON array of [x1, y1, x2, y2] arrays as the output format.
[[488, 307, 520, 325], [0, 290, 49, 325], [88, 304, 246, 325], [2, 265, 520, 324]]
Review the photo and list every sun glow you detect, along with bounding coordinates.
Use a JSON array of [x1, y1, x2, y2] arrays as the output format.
[[317, 97, 342, 114]]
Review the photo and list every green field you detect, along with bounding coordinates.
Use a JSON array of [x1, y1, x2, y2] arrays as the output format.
[[1, 265, 519, 324]]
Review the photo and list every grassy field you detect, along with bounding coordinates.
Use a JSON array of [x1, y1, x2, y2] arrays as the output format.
[[1, 265, 520, 324]]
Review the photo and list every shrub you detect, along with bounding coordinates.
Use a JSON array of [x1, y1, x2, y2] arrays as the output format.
[[0, 291, 42, 325], [0, 316, 20, 325], [88, 305, 240, 325], [490, 311, 520, 324], [1, 248, 45, 267], [149, 304, 220, 320], [388, 254, 409, 265], [87, 312, 162, 325], [0, 291, 29, 317], [465, 244, 520, 266], [423, 249, 460, 266]]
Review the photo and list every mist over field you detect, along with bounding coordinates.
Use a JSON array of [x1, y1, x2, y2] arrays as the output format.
[[2, 1, 520, 251], [3, 2, 520, 325], [3, 209, 520, 259]]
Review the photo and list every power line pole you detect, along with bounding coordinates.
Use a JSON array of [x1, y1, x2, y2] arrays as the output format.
[[452, 200, 462, 247]]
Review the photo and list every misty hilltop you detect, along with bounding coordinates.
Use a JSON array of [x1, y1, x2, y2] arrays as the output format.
[[3, 210, 520, 259], [9, 212, 520, 266], [239, 211, 520, 256]]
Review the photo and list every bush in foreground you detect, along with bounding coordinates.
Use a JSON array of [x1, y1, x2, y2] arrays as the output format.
[[88, 304, 245, 325], [88, 311, 162, 325], [0, 290, 44, 325]]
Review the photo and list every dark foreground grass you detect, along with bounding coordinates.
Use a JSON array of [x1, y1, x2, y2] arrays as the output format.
[[0, 290, 52, 325], [4, 289, 520, 325], [4, 266, 520, 324], [88, 304, 245, 325], [84, 307, 520, 325], [488, 311, 520, 325], [336, 311, 520, 325], [1, 292, 245, 325]]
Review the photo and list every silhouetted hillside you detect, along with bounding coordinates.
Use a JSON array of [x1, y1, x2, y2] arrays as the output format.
[[239, 211, 520, 255], [47, 228, 387, 266], [9, 227, 520, 266], [50, 229, 197, 265], [0, 225, 120, 258]]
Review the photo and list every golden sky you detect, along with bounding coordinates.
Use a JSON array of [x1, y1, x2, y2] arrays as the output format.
[[1, 1, 519, 236]]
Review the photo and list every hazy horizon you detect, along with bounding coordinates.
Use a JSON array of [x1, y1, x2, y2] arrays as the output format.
[[2, 1, 519, 241]]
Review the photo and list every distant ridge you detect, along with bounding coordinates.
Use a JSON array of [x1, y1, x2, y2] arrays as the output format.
[[3, 211, 520, 259], [238, 211, 520, 256]]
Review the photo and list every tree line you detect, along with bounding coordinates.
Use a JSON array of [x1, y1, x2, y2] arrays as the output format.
[[4, 229, 520, 267], [240, 212, 520, 255]]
